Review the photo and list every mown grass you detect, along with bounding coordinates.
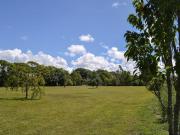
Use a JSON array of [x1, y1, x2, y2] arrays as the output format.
[[0, 86, 167, 135]]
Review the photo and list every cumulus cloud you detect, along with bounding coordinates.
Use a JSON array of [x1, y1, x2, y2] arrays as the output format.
[[107, 47, 125, 61], [0, 49, 69, 69], [107, 47, 136, 72], [79, 34, 94, 42], [0, 48, 135, 73], [72, 53, 119, 71], [121, 60, 136, 72], [65, 45, 86, 57]]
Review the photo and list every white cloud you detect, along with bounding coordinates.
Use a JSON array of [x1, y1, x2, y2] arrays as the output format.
[[107, 47, 125, 61], [65, 45, 86, 57], [112, 1, 127, 8], [0, 48, 135, 73], [79, 34, 94, 42], [107, 47, 136, 72], [0, 49, 69, 69], [112, 2, 120, 8], [99, 42, 109, 50], [20, 35, 28, 41], [121, 60, 136, 72], [72, 53, 119, 71], [102, 45, 109, 50]]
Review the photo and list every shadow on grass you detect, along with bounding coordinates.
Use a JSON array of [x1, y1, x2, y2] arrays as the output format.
[[0, 97, 40, 101]]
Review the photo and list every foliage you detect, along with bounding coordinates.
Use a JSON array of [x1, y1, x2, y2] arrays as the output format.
[[125, 0, 180, 134], [5, 62, 45, 99], [0, 60, 141, 89], [71, 71, 82, 86]]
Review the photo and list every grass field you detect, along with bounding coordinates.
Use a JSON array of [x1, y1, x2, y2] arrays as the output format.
[[0, 86, 167, 135]]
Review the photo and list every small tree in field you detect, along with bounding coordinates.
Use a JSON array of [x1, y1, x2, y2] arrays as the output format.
[[7, 62, 45, 99]]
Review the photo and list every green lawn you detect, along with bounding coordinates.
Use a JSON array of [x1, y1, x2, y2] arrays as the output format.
[[0, 86, 167, 135]]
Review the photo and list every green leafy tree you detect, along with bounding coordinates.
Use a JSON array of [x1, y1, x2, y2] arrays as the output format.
[[124, 1, 177, 134], [71, 71, 82, 86], [7, 63, 45, 99], [88, 71, 102, 88], [96, 70, 114, 86], [0, 60, 11, 87], [74, 68, 93, 85], [61, 70, 72, 87]]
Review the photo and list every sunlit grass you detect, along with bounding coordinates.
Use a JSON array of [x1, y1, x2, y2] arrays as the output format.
[[0, 86, 167, 135]]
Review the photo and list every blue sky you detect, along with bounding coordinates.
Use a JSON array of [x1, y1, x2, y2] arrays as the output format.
[[0, 0, 135, 71]]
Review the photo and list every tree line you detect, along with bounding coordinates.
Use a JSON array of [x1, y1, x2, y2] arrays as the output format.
[[0, 60, 142, 98]]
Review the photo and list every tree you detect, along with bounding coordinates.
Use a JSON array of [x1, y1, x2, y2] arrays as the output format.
[[0, 60, 11, 87], [74, 68, 92, 85], [171, 1, 180, 134], [6, 63, 45, 99], [124, 0, 177, 134], [71, 71, 82, 86], [61, 70, 72, 87], [96, 70, 114, 86], [88, 71, 102, 87]]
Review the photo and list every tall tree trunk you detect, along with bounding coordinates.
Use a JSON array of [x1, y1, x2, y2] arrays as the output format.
[[166, 70, 174, 135], [174, 11, 180, 135], [163, 37, 175, 135], [163, 39, 175, 135], [174, 91, 180, 135]]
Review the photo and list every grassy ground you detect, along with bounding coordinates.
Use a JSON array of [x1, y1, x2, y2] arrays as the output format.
[[0, 86, 167, 135]]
